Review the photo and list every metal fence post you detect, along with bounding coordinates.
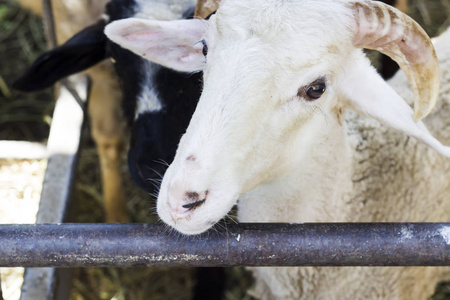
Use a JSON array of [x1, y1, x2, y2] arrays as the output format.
[[19, 77, 89, 300]]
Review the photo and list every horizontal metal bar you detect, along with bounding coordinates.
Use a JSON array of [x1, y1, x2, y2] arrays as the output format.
[[1, 223, 449, 268]]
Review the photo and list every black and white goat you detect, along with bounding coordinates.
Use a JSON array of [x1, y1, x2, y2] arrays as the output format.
[[14, 0, 202, 214]]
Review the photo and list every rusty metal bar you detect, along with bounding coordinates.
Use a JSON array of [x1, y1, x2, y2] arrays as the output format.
[[1, 223, 449, 267]]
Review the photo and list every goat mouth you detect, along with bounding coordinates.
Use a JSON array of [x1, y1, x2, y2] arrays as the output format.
[[182, 199, 206, 211]]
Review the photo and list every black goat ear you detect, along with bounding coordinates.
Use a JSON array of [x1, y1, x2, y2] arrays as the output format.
[[13, 19, 109, 92]]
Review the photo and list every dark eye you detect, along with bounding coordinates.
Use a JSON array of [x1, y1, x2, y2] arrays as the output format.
[[201, 39, 208, 57], [305, 81, 326, 100]]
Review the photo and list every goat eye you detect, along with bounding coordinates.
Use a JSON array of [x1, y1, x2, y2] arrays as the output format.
[[305, 83, 326, 100], [201, 39, 208, 57]]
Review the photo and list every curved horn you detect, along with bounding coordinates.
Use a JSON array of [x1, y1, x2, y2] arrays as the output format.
[[195, 0, 221, 19], [350, 0, 440, 121]]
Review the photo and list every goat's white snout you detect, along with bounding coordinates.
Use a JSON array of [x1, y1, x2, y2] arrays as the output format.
[[157, 155, 238, 235]]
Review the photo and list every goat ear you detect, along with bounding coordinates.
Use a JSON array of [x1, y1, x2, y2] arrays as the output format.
[[105, 18, 206, 72], [339, 54, 450, 157], [13, 20, 108, 92]]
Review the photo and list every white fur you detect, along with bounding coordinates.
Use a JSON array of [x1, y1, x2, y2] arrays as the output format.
[[245, 26, 450, 300], [135, 62, 163, 118], [105, 17, 206, 72], [107, 0, 450, 298], [134, 0, 194, 21], [106, 0, 198, 119]]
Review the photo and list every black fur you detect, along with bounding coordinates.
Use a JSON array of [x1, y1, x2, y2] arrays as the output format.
[[376, 0, 396, 6], [12, 20, 108, 91], [106, 3, 202, 192], [107, 42, 144, 126], [106, 0, 137, 21], [105, 0, 140, 124], [128, 69, 202, 192]]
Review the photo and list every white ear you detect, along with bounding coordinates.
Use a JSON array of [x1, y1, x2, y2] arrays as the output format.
[[105, 18, 207, 72], [339, 53, 450, 157]]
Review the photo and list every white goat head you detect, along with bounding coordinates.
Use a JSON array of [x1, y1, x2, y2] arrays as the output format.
[[106, 0, 446, 235]]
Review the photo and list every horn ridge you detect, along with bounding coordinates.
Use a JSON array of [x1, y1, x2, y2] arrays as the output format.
[[350, 0, 440, 121]]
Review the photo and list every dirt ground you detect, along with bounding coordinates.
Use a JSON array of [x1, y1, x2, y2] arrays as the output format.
[[0, 0, 449, 299]]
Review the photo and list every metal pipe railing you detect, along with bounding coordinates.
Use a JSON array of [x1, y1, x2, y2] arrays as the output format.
[[1, 223, 449, 268]]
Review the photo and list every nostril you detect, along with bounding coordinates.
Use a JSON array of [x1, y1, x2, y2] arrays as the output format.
[[182, 190, 209, 211], [186, 155, 196, 161], [186, 191, 200, 201], [182, 199, 206, 210]]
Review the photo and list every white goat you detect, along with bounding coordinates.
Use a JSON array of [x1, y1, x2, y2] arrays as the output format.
[[106, 0, 450, 299]]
